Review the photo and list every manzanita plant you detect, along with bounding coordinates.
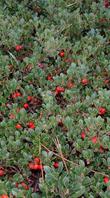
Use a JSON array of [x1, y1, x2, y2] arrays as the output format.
[[0, 0, 110, 197]]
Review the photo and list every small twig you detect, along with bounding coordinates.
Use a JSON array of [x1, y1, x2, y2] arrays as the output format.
[[8, 51, 19, 65], [54, 137, 69, 173], [66, 2, 76, 7], [38, 112, 43, 121], [41, 143, 78, 166], [91, 170, 109, 177], [56, 24, 72, 35], [39, 138, 44, 181], [41, 159, 44, 180], [41, 144, 109, 177]]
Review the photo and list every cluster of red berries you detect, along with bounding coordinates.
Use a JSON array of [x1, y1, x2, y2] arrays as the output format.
[[28, 156, 59, 171], [0, 195, 9, 198], [80, 128, 89, 140], [27, 121, 35, 129], [23, 96, 34, 109], [0, 168, 8, 198], [81, 131, 98, 144], [80, 128, 109, 154], [47, 74, 53, 81], [11, 93, 31, 109], [55, 78, 88, 94], [55, 86, 65, 95], [28, 157, 43, 171], [15, 45, 23, 52], [15, 121, 35, 130], [16, 181, 29, 190], [81, 129, 99, 143], [11, 91, 22, 99], [0, 167, 5, 177]]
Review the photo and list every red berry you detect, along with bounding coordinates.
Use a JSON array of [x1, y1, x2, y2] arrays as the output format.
[[34, 157, 41, 165], [27, 121, 35, 129], [55, 86, 65, 94], [85, 127, 89, 132], [28, 163, 35, 169], [12, 91, 21, 98], [12, 93, 17, 98], [0, 169, 5, 177], [99, 145, 104, 153], [81, 131, 86, 140], [104, 176, 109, 184], [15, 45, 23, 51], [53, 162, 59, 169], [81, 78, 89, 86], [27, 96, 33, 101], [16, 108, 21, 113], [24, 103, 29, 109], [16, 124, 22, 129], [59, 50, 65, 58], [9, 113, 15, 119], [67, 81, 74, 89], [47, 75, 53, 81], [38, 63, 44, 69], [21, 182, 29, 190], [58, 120, 63, 127], [64, 58, 72, 63], [99, 18, 107, 23], [98, 107, 106, 115], [35, 164, 43, 170], [104, 79, 109, 84], [16, 92, 21, 97], [29, 163, 43, 170], [0, 195, 9, 198], [91, 136, 97, 144], [15, 182, 19, 188]]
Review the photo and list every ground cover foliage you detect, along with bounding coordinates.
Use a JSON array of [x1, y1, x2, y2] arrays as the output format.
[[0, 0, 110, 197]]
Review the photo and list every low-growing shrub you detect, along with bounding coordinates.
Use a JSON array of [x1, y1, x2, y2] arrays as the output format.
[[0, 0, 110, 197]]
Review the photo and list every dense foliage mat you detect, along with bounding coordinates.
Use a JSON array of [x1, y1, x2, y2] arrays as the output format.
[[0, 0, 110, 197]]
